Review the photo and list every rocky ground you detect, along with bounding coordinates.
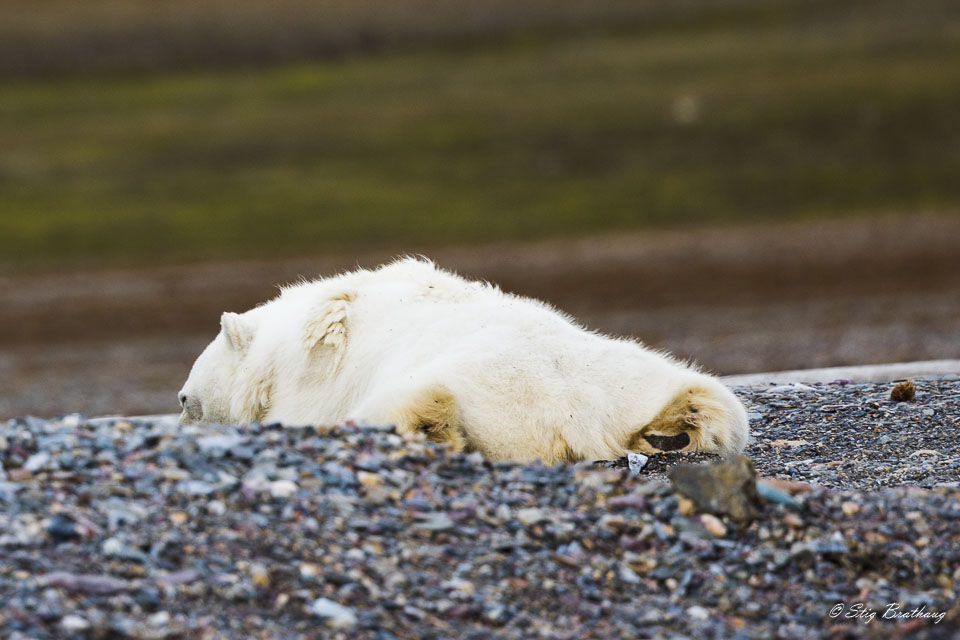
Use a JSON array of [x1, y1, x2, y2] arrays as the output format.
[[1, 378, 958, 639]]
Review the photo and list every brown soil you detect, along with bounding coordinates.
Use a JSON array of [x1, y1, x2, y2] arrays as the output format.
[[2, 212, 959, 419]]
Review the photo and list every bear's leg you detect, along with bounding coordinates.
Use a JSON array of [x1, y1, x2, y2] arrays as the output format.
[[627, 386, 744, 456], [354, 384, 466, 452]]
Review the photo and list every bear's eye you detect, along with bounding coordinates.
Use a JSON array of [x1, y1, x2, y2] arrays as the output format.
[[179, 393, 188, 408]]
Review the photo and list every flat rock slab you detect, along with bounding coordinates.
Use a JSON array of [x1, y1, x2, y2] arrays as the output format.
[[1, 379, 959, 639]]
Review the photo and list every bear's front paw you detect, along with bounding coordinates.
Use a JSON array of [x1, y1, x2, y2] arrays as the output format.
[[628, 385, 748, 456]]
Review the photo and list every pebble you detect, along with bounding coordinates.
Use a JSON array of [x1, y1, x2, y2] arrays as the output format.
[[414, 512, 455, 531], [756, 481, 802, 511], [840, 501, 860, 516], [783, 512, 805, 529], [626, 452, 649, 476], [249, 563, 270, 588], [515, 508, 545, 526], [700, 513, 727, 537], [687, 605, 711, 621], [147, 610, 171, 627], [60, 614, 91, 632], [23, 451, 50, 473], [46, 515, 81, 542], [309, 598, 358, 629], [268, 479, 298, 498]]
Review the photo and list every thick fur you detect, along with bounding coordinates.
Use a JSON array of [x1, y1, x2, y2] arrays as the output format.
[[178, 258, 749, 463]]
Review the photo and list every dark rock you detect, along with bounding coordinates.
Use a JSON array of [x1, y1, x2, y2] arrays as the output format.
[[46, 515, 81, 543], [667, 456, 762, 522]]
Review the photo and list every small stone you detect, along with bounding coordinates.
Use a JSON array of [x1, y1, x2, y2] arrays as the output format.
[[155, 569, 200, 586], [299, 562, 320, 582], [677, 497, 696, 516], [756, 480, 802, 511], [687, 605, 710, 621], [515, 508, 546, 526], [46, 515, 81, 542], [250, 563, 270, 588], [415, 512, 455, 531], [890, 381, 916, 402], [770, 439, 812, 448], [102, 536, 123, 555], [758, 478, 811, 495], [181, 480, 216, 496], [61, 615, 91, 632], [147, 610, 170, 627], [206, 500, 227, 516], [169, 511, 188, 525], [309, 598, 358, 629], [618, 564, 641, 584], [61, 413, 82, 428], [269, 479, 298, 499], [23, 450, 51, 472], [783, 512, 805, 529], [197, 434, 245, 455], [840, 501, 860, 516], [699, 513, 727, 537], [598, 514, 627, 531], [626, 452, 649, 476], [357, 471, 381, 488], [441, 577, 475, 595], [607, 493, 647, 512], [242, 472, 271, 493], [495, 504, 511, 521]]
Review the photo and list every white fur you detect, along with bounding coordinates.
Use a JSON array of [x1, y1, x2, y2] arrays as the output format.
[[178, 258, 749, 463]]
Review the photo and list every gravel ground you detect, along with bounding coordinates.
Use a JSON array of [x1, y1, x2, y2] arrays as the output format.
[[1, 379, 958, 639]]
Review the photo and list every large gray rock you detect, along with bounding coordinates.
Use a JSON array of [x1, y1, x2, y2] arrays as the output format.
[[667, 455, 762, 523]]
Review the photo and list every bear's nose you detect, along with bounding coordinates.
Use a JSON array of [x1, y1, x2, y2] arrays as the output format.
[[178, 393, 188, 408]]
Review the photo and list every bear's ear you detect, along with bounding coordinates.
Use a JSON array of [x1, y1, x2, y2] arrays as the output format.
[[304, 290, 356, 367], [220, 312, 256, 353]]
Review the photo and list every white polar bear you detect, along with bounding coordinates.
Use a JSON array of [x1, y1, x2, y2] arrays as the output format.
[[178, 258, 748, 464]]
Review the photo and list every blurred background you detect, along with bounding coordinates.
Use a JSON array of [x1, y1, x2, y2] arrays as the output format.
[[1, 0, 959, 418]]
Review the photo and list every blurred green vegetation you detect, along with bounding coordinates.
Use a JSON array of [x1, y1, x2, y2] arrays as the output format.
[[1, 0, 959, 264]]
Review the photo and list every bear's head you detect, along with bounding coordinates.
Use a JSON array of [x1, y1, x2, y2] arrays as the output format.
[[178, 311, 260, 425]]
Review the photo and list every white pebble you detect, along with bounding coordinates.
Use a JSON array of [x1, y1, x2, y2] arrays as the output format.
[[61, 615, 91, 631], [101, 537, 124, 556], [309, 598, 358, 629], [147, 610, 171, 627], [687, 605, 711, 621], [206, 500, 227, 515], [269, 479, 298, 499], [23, 451, 50, 473], [617, 564, 641, 584], [515, 508, 545, 525], [61, 414, 82, 429], [495, 504, 511, 521]]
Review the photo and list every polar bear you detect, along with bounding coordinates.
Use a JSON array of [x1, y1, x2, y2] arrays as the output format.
[[178, 258, 748, 463]]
